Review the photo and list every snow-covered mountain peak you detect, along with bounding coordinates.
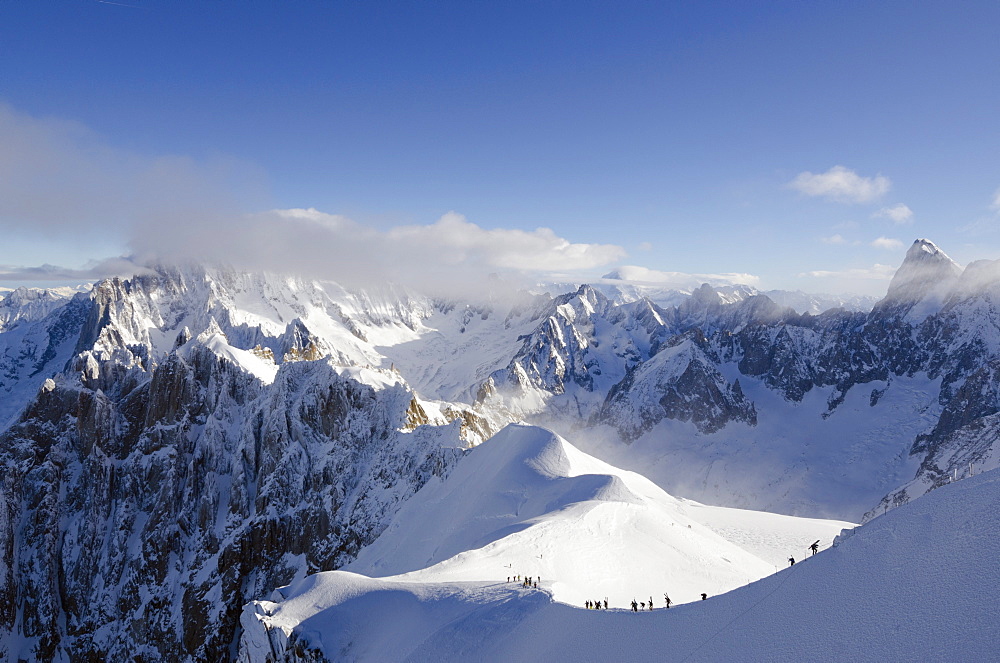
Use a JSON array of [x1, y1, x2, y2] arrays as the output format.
[[692, 282, 722, 306], [0, 285, 84, 332], [196, 316, 227, 343], [954, 258, 1000, 298], [556, 283, 610, 316], [336, 423, 821, 606], [886, 238, 961, 301]]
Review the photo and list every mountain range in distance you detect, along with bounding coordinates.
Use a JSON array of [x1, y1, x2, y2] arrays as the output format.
[[2, 238, 999, 661]]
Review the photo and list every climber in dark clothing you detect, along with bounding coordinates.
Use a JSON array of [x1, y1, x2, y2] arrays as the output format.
[[701, 593, 707, 601], [631, 599, 638, 612], [810, 541, 820, 556], [788, 556, 795, 566], [664, 594, 672, 609]]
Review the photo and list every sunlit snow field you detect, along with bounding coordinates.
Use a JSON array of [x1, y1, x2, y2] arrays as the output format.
[[243, 441, 999, 662]]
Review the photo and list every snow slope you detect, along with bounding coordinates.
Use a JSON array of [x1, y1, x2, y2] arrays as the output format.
[[243, 464, 1000, 662], [343, 424, 838, 608], [241, 425, 861, 662], [577, 371, 937, 519]]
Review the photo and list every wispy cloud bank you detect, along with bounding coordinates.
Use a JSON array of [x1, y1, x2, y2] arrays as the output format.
[[821, 234, 850, 245], [0, 257, 153, 282], [0, 102, 266, 238], [385, 212, 624, 272], [788, 165, 890, 204], [873, 203, 913, 224], [871, 237, 904, 250], [602, 265, 760, 288], [0, 104, 624, 295], [219, 208, 627, 292], [957, 188, 1000, 237], [798, 261, 898, 297], [799, 263, 897, 282]]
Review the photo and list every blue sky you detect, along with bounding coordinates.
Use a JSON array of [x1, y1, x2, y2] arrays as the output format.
[[2, 1, 999, 294]]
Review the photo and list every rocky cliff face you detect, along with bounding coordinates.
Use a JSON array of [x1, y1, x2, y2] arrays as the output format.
[[0, 268, 494, 662], [599, 330, 756, 439], [0, 290, 92, 428]]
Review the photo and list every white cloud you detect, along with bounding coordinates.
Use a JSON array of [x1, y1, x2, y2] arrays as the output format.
[[873, 203, 913, 224], [128, 208, 627, 297], [0, 103, 626, 296], [0, 102, 266, 237], [796, 263, 898, 296], [799, 264, 897, 281], [602, 265, 760, 288], [276, 207, 355, 230], [385, 212, 625, 272], [0, 257, 153, 282], [871, 237, 904, 250], [992, 187, 1000, 211], [788, 165, 890, 204], [637, 241, 653, 251], [821, 233, 863, 246], [2, 209, 628, 296], [959, 217, 1000, 237]]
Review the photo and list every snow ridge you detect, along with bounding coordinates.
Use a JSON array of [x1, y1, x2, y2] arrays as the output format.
[[241, 465, 1000, 663]]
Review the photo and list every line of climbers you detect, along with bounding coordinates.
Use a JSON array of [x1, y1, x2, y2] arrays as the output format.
[[505, 573, 707, 611], [506, 574, 539, 589], [584, 592, 706, 611], [510, 539, 824, 612]]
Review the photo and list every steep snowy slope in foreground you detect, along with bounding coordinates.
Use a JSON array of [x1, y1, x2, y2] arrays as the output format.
[[245, 464, 999, 662], [241, 425, 860, 662], [341, 424, 838, 607]]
